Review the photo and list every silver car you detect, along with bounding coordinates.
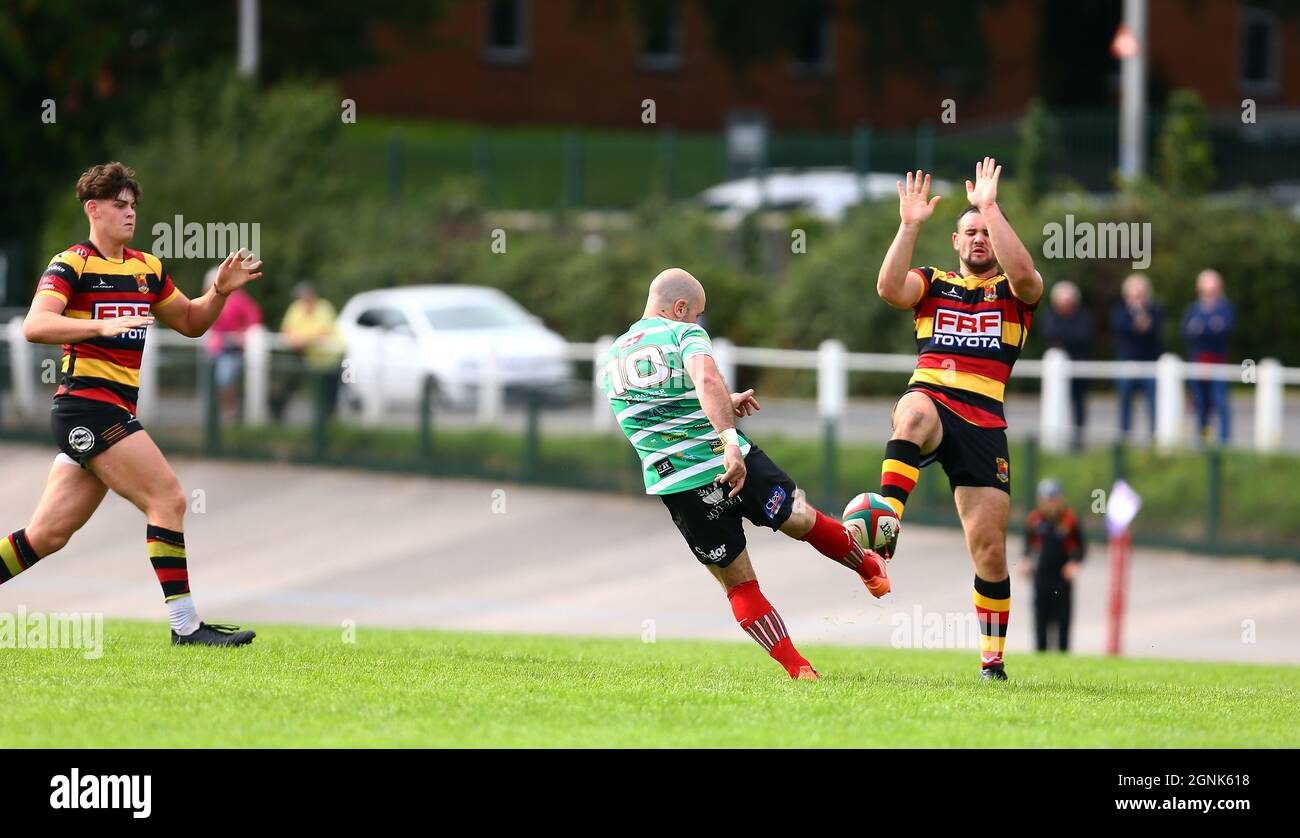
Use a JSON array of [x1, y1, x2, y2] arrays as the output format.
[[337, 285, 573, 411]]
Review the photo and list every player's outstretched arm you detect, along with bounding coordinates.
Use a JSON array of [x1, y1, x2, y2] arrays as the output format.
[[153, 249, 263, 338], [686, 352, 746, 497], [23, 294, 152, 344], [967, 157, 1042, 304], [878, 170, 938, 309]]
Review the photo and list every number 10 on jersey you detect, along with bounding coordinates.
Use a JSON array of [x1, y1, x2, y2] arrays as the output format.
[[605, 345, 676, 397]]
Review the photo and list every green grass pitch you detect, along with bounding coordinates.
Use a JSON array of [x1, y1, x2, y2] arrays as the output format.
[[4, 621, 1297, 748]]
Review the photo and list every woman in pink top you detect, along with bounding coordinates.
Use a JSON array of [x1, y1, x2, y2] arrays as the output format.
[[204, 266, 262, 421]]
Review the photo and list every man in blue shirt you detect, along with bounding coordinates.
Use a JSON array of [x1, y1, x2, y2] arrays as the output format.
[[1110, 274, 1164, 439], [1182, 269, 1235, 444]]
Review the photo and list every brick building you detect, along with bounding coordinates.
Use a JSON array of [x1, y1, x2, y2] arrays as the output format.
[[340, 0, 1299, 131]]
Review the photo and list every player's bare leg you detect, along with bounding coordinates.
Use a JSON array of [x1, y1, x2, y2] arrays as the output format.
[[89, 431, 188, 529], [955, 486, 1012, 680], [779, 488, 889, 596], [706, 550, 817, 680], [869, 391, 943, 562], [891, 391, 944, 453], [89, 432, 254, 646], [0, 457, 108, 585]]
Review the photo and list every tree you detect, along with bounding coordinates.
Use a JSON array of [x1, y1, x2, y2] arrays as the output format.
[[1, 1, 449, 304], [1017, 98, 1062, 206], [1156, 89, 1215, 197]]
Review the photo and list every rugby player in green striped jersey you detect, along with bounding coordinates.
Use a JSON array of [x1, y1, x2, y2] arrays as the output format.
[[602, 268, 888, 680]]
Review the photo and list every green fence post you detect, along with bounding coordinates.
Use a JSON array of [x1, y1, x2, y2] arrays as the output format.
[[921, 448, 940, 519], [1022, 434, 1039, 518], [523, 388, 541, 482], [0, 335, 8, 425], [852, 123, 871, 202], [203, 357, 221, 458], [821, 419, 837, 510], [418, 375, 435, 468], [475, 130, 494, 206], [386, 135, 405, 201], [1112, 440, 1127, 482], [629, 445, 644, 494], [1206, 446, 1222, 551], [916, 123, 934, 174], [658, 128, 676, 200], [312, 371, 328, 461], [564, 130, 584, 207]]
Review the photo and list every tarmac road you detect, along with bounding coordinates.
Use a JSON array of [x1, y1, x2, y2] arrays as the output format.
[[1, 442, 1296, 665]]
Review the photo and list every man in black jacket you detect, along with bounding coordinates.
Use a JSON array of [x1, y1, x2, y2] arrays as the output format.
[[1021, 478, 1086, 652], [1038, 281, 1092, 450]]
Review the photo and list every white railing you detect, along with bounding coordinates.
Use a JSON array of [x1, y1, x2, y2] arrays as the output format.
[[3, 320, 1293, 453], [580, 336, 1289, 453]]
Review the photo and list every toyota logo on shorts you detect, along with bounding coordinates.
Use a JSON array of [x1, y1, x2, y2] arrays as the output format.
[[68, 426, 95, 453]]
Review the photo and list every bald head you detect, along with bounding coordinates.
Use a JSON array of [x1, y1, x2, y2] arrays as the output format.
[[1197, 269, 1224, 303], [644, 267, 706, 323], [1050, 280, 1080, 313], [1122, 273, 1151, 307]]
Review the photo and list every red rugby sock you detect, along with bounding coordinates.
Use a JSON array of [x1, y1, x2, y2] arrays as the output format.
[[726, 580, 810, 678], [799, 510, 857, 565]]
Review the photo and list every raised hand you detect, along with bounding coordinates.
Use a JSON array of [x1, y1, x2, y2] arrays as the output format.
[[898, 170, 942, 227], [731, 388, 761, 417], [213, 248, 264, 296], [965, 156, 1002, 209]]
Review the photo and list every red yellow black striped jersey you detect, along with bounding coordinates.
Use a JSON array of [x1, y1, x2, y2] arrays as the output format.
[[35, 240, 181, 414], [906, 266, 1037, 428]]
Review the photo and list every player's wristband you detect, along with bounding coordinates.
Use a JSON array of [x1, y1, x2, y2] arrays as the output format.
[[719, 428, 740, 448]]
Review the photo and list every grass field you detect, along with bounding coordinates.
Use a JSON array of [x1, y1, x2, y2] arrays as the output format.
[[4, 621, 1297, 748]]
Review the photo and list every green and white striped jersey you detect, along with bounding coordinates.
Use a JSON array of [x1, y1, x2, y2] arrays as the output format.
[[602, 317, 751, 495]]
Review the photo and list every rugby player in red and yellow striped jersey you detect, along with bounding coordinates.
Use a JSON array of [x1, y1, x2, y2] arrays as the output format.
[[873, 158, 1043, 681], [0, 162, 261, 646]]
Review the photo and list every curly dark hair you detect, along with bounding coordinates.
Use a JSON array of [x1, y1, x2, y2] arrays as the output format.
[[75, 162, 140, 204]]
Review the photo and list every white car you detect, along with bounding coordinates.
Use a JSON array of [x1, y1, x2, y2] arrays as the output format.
[[699, 168, 954, 223], [337, 285, 573, 411]]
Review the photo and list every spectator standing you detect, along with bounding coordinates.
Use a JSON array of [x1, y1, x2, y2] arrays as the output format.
[[1020, 478, 1085, 653], [1038, 280, 1093, 450], [203, 265, 262, 424], [1110, 273, 1163, 439], [270, 282, 345, 421], [1182, 269, 1235, 444]]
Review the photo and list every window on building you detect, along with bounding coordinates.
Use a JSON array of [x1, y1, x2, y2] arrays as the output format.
[[1240, 6, 1280, 95], [638, 0, 682, 71], [790, 0, 832, 77], [485, 0, 529, 65]]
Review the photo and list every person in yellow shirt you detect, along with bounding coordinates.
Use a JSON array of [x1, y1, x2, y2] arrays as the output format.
[[270, 282, 345, 421]]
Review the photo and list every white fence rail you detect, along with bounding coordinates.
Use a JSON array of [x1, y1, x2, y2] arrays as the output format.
[[550, 339, 1289, 453], [2, 319, 1293, 453]]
